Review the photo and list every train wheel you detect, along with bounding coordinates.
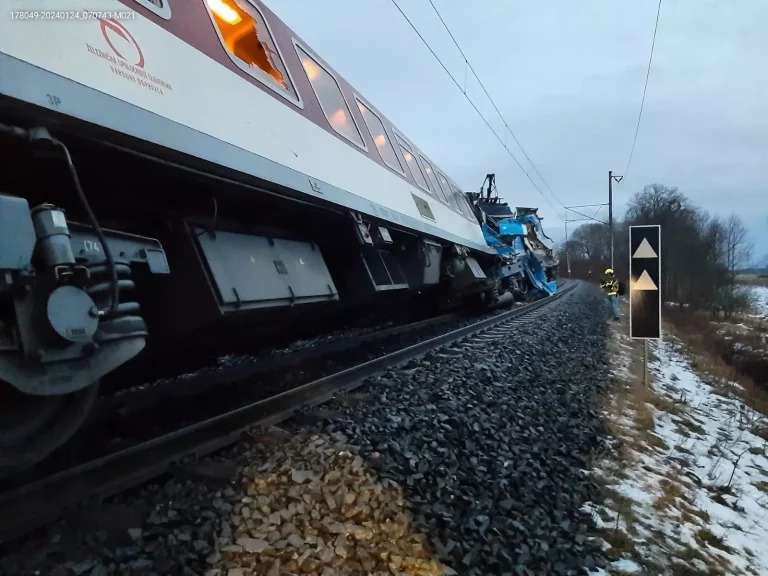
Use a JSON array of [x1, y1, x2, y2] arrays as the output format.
[[0, 380, 99, 473]]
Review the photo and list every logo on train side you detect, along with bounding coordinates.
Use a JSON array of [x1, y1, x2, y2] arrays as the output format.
[[85, 15, 173, 95], [99, 17, 144, 68]]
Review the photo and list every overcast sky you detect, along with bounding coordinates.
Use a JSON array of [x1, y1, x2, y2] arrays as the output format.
[[263, 0, 767, 260]]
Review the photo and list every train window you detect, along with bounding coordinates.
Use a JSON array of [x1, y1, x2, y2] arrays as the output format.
[[450, 184, 473, 220], [295, 44, 366, 149], [419, 156, 450, 204], [205, 0, 300, 105], [436, 171, 460, 211], [394, 134, 431, 195], [459, 194, 477, 221], [355, 98, 403, 173], [133, 0, 171, 19]]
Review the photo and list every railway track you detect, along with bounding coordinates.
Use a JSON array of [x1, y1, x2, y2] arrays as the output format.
[[99, 310, 465, 417], [0, 282, 575, 544]]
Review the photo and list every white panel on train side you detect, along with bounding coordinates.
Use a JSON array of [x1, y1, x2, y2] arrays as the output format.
[[0, 1, 488, 248]]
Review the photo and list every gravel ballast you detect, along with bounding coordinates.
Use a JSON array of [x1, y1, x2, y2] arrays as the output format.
[[0, 282, 613, 575], [294, 284, 613, 575]]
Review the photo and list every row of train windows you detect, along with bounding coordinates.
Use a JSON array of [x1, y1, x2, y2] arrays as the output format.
[[133, 0, 477, 222]]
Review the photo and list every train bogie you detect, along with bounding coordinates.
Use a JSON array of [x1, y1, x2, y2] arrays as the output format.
[[0, 187, 170, 470], [0, 194, 169, 396]]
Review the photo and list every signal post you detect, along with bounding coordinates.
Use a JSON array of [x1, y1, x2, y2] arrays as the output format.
[[629, 225, 661, 386]]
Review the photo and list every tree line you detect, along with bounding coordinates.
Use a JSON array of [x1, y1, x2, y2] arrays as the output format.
[[559, 183, 756, 317]]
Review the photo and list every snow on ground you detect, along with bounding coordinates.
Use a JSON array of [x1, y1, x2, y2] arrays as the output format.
[[746, 285, 768, 318], [586, 306, 768, 575]]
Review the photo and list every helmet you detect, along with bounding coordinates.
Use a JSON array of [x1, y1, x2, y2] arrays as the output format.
[[605, 268, 614, 275]]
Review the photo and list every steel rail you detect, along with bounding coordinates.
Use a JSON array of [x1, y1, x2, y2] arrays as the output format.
[[100, 310, 464, 415], [0, 282, 575, 543]]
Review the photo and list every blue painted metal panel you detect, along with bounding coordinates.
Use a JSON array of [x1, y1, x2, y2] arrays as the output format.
[[474, 204, 558, 297]]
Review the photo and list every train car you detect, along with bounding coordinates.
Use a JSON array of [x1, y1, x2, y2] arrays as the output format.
[[466, 174, 559, 301], [0, 0, 501, 469]]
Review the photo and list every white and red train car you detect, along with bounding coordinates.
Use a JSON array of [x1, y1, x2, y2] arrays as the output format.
[[0, 0, 499, 469]]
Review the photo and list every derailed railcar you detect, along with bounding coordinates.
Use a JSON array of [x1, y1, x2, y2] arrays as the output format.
[[0, 0, 499, 470], [466, 174, 559, 302]]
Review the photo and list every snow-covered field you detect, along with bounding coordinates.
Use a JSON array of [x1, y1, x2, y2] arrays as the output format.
[[587, 315, 768, 575], [745, 285, 768, 318]]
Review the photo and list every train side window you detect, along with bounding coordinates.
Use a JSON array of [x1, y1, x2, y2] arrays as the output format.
[[419, 156, 449, 204], [355, 98, 403, 173], [394, 134, 432, 195], [295, 44, 366, 149], [459, 193, 476, 221], [132, 0, 171, 19], [205, 0, 300, 105], [451, 184, 473, 219], [436, 171, 460, 211]]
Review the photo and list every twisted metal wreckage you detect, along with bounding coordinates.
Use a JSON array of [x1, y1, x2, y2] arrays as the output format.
[[466, 174, 559, 302]]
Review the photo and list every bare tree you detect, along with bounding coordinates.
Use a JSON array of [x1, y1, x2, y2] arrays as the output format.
[[625, 184, 704, 305], [569, 223, 610, 263], [723, 214, 753, 277], [720, 214, 754, 316], [563, 183, 755, 316]]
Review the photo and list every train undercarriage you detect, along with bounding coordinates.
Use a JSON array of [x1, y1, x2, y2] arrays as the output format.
[[0, 115, 499, 473]]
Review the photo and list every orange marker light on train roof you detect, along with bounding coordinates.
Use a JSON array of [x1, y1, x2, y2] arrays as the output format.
[[404, 151, 413, 162], [208, 0, 241, 24], [374, 134, 386, 147], [425, 166, 432, 174]]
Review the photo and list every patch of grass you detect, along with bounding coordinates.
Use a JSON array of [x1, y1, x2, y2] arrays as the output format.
[[679, 418, 707, 435], [664, 311, 768, 420], [721, 520, 744, 533], [670, 557, 725, 576], [694, 527, 735, 554], [689, 507, 711, 523], [664, 533, 731, 576], [645, 432, 669, 450], [754, 481, 768, 493], [635, 406, 656, 431], [711, 493, 729, 507], [652, 478, 687, 513], [679, 509, 697, 525], [646, 392, 683, 415], [748, 445, 765, 456], [602, 528, 638, 557]]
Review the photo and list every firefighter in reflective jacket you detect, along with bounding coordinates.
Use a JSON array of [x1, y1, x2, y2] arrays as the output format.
[[601, 268, 620, 321]]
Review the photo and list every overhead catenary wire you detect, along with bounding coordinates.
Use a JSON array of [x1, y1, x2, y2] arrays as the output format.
[[566, 206, 608, 226], [388, 0, 566, 223], [425, 0, 564, 210], [622, 0, 662, 180]]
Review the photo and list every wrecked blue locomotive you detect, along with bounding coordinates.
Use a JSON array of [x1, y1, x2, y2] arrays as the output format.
[[466, 174, 559, 303]]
